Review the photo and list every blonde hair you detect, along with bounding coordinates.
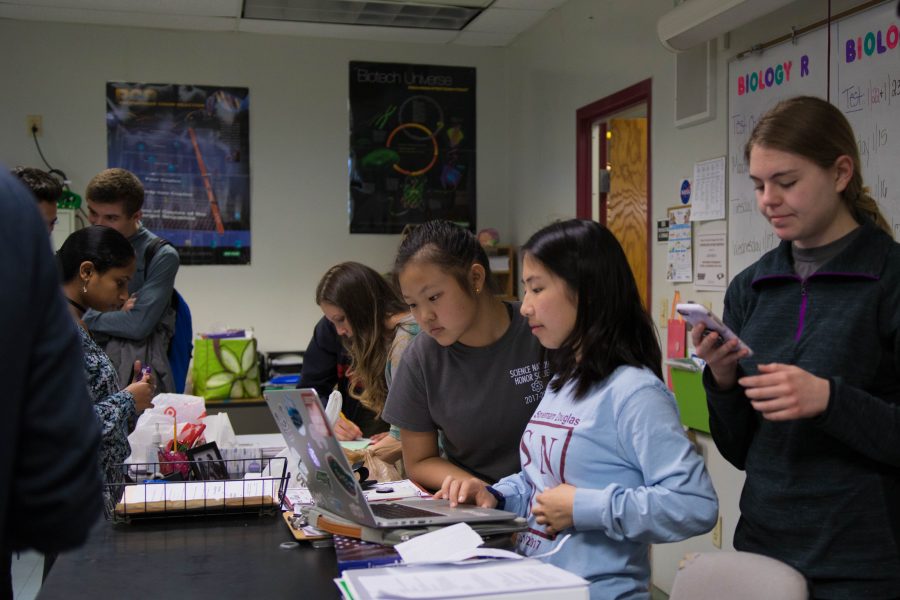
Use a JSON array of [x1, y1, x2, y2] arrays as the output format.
[[745, 96, 891, 237], [316, 262, 407, 417]]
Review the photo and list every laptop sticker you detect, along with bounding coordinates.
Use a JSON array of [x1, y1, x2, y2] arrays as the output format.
[[286, 404, 306, 435], [328, 454, 358, 497], [296, 458, 309, 481], [348, 503, 365, 521], [303, 397, 332, 440], [315, 470, 332, 489], [307, 442, 321, 468]]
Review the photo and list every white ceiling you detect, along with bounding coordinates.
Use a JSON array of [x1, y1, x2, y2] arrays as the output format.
[[0, 0, 567, 46]]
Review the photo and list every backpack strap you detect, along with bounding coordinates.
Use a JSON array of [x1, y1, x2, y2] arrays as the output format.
[[143, 237, 177, 309], [143, 237, 169, 272]]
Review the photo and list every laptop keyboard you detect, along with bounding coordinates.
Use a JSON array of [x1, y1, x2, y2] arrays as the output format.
[[370, 503, 445, 519]]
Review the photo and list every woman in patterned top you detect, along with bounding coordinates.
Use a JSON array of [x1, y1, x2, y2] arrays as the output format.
[[316, 262, 419, 462], [58, 225, 154, 515]]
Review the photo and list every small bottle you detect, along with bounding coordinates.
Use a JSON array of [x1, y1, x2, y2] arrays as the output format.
[[147, 424, 161, 475]]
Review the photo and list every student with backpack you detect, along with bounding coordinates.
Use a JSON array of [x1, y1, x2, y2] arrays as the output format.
[[82, 168, 184, 393]]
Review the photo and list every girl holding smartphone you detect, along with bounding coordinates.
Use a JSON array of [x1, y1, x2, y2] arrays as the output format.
[[694, 96, 900, 598], [58, 225, 154, 515]]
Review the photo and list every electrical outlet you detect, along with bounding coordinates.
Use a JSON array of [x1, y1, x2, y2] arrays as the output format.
[[711, 515, 723, 549], [27, 115, 43, 137]]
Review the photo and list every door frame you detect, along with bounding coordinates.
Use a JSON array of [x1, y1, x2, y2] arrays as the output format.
[[575, 78, 652, 300]]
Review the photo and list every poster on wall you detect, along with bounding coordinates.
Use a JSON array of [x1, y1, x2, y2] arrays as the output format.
[[106, 82, 251, 265], [349, 61, 476, 234], [667, 206, 693, 283]]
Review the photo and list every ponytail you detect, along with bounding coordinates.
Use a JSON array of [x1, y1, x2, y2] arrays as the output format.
[[850, 187, 892, 236]]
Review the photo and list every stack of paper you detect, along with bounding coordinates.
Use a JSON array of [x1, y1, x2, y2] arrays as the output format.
[[335, 559, 589, 600]]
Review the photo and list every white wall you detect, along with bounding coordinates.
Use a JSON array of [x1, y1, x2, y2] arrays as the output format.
[[0, 20, 510, 352], [504, 0, 867, 592], [0, 0, 871, 591]]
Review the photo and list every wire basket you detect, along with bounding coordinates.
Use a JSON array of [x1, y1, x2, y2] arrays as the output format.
[[109, 456, 288, 523]]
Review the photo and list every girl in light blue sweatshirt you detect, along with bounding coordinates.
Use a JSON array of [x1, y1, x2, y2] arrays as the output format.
[[437, 219, 718, 599]]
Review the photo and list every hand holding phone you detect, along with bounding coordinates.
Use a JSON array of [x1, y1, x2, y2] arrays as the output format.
[[133, 361, 152, 383], [675, 303, 753, 356]]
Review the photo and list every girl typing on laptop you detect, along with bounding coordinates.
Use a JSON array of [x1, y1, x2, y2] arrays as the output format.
[[382, 220, 547, 491]]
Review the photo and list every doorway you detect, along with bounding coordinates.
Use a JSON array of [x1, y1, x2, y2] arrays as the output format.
[[576, 79, 652, 307]]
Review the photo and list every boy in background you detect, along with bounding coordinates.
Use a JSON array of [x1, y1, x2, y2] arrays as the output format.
[[11, 166, 60, 233], [83, 168, 180, 393]]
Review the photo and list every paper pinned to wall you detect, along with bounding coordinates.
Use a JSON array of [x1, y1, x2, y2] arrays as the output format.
[[690, 157, 726, 221], [667, 206, 693, 283], [694, 220, 727, 290]]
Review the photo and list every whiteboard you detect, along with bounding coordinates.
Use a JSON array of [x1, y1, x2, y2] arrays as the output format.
[[726, 0, 900, 280], [831, 2, 900, 239], [727, 29, 827, 278]]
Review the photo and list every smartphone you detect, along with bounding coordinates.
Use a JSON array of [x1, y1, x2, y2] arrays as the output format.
[[136, 364, 152, 382], [675, 303, 753, 356]]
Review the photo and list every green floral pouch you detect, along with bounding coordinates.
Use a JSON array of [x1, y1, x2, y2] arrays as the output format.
[[192, 337, 261, 400]]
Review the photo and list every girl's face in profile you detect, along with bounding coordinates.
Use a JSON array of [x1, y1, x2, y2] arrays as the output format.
[[520, 253, 577, 350], [85, 260, 135, 312], [398, 260, 479, 347], [320, 302, 353, 338]]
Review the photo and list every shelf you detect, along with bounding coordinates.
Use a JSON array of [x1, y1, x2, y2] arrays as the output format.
[[487, 245, 517, 300]]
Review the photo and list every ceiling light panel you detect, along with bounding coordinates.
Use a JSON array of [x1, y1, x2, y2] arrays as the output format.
[[243, 0, 481, 30], [9, 0, 242, 17]]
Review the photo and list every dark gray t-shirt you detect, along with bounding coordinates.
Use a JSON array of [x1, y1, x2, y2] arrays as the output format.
[[792, 225, 863, 280], [382, 302, 548, 483]]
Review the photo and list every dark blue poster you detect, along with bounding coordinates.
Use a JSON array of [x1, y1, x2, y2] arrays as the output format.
[[349, 62, 476, 234], [106, 82, 250, 264]]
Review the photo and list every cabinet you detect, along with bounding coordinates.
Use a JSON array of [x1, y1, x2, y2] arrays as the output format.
[[487, 244, 517, 301]]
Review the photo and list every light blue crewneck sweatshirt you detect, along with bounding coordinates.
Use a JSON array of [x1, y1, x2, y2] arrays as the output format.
[[493, 366, 718, 600]]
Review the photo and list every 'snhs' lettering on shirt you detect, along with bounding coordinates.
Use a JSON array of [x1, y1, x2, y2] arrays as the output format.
[[521, 419, 574, 484], [508, 361, 550, 405]]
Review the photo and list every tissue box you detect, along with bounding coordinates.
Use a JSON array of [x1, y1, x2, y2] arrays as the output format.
[[192, 335, 261, 400]]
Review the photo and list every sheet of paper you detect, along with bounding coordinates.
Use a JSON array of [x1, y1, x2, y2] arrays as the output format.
[[395, 523, 483, 564], [363, 480, 430, 502], [690, 157, 726, 221], [339, 438, 372, 451], [354, 560, 587, 599], [694, 229, 727, 290], [285, 488, 314, 506]]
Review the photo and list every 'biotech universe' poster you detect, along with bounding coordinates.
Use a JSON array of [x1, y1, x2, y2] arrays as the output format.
[[349, 62, 476, 234]]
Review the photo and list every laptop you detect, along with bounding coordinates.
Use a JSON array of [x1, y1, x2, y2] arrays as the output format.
[[264, 388, 518, 528]]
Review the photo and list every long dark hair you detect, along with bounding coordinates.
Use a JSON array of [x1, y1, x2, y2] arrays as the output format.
[[522, 219, 662, 399], [57, 225, 135, 282], [745, 95, 890, 236], [393, 220, 499, 295], [316, 262, 409, 416]]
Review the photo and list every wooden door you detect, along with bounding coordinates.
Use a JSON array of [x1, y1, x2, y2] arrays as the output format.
[[606, 118, 648, 307]]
